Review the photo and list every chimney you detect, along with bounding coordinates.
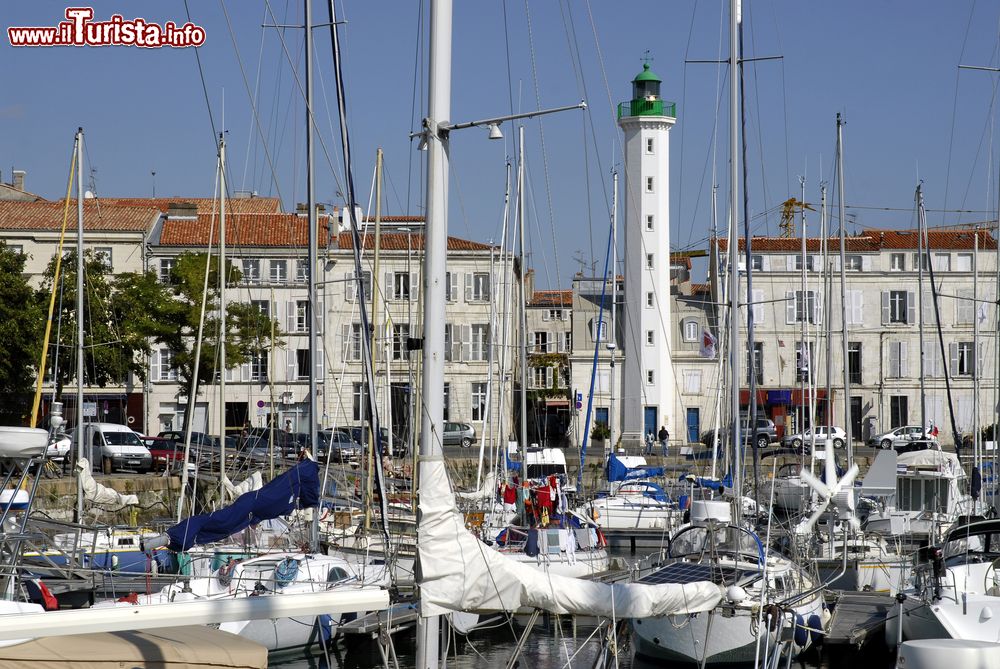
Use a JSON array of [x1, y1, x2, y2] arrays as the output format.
[[166, 202, 198, 219], [12, 170, 25, 191], [524, 268, 535, 301]]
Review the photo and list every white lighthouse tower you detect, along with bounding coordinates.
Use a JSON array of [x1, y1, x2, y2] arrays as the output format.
[[618, 60, 676, 447]]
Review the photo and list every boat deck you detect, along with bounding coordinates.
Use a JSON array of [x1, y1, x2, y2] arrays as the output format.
[[825, 590, 897, 647]]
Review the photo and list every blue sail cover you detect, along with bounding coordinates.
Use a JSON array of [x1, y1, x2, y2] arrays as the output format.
[[606, 453, 665, 482], [167, 459, 320, 552]]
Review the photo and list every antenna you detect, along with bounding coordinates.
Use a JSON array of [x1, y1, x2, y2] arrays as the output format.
[[151, 171, 156, 198]]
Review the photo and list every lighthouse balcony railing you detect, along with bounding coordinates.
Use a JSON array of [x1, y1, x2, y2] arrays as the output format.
[[617, 99, 676, 120]]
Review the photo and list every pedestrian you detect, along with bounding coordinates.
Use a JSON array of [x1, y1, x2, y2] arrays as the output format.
[[645, 430, 654, 455], [658, 425, 669, 457]]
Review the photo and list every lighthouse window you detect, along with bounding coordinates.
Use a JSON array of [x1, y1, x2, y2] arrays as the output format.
[[646, 254, 654, 269], [646, 330, 654, 346], [646, 292, 654, 308], [646, 370, 655, 385], [646, 215, 654, 231], [645, 177, 654, 193], [646, 138, 654, 154]]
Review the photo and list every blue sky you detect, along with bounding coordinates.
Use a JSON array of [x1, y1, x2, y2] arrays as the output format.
[[3, 2, 1000, 287]]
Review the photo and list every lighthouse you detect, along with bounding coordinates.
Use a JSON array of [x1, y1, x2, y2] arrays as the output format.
[[618, 61, 676, 447]]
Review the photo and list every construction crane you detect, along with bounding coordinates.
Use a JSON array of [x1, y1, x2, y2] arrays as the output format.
[[779, 197, 815, 238]]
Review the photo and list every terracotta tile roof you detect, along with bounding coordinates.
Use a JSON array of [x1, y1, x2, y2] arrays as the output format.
[[361, 215, 426, 223], [0, 200, 159, 232], [715, 228, 997, 252], [670, 253, 693, 269], [100, 197, 282, 214], [159, 213, 329, 247], [692, 283, 710, 294], [333, 231, 494, 251], [529, 290, 572, 307]]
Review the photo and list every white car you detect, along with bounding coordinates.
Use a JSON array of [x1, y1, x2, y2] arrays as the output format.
[[781, 426, 848, 450], [868, 425, 937, 450], [47, 435, 72, 462]]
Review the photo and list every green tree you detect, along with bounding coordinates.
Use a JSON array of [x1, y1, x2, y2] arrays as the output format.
[[0, 243, 43, 422], [159, 252, 283, 392]]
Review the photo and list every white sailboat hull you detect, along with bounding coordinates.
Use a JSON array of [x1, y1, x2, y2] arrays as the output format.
[[0, 427, 48, 459]]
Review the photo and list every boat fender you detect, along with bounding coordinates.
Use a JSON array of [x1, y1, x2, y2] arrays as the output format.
[[725, 585, 747, 604], [218, 558, 237, 589], [793, 613, 809, 647], [807, 613, 823, 644]]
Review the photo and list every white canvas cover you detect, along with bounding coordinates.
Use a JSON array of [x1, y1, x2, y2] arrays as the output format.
[[417, 458, 723, 617], [898, 449, 961, 475], [76, 459, 138, 509], [222, 471, 263, 498], [455, 471, 497, 501]]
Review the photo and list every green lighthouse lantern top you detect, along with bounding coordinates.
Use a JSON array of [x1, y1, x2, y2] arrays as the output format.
[[632, 62, 661, 101]]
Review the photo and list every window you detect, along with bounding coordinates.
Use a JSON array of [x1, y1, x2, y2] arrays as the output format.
[[848, 342, 862, 385], [471, 324, 490, 361], [533, 367, 550, 388], [795, 342, 813, 382], [152, 258, 174, 284], [392, 272, 411, 300], [890, 253, 905, 271], [559, 366, 570, 389], [683, 370, 702, 394], [471, 382, 488, 421], [157, 349, 177, 381], [888, 291, 909, 324], [788, 290, 820, 324], [955, 341, 975, 376], [295, 301, 309, 332], [251, 299, 270, 317], [446, 271, 457, 301], [746, 343, 763, 385], [646, 138, 654, 153], [349, 271, 372, 302], [269, 259, 287, 284], [646, 330, 655, 346], [533, 331, 550, 353], [913, 253, 930, 271], [890, 395, 908, 429], [888, 341, 908, 378], [392, 324, 410, 360], [844, 254, 862, 271], [646, 292, 654, 308], [250, 352, 268, 382], [442, 383, 450, 421], [563, 332, 572, 352], [241, 258, 261, 283], [296, 349, 310, 379], [7, 244, 23, 255], [751, 255, 764, 271], [683, 320, 698, 342], [352, 382, 368, 421], [94, 246, 112, 269], [646, 370, 655, 385], [295, 259, 309, 283], [646, 253, 654, 269], [469, 272, 491, 301], [591, 319, 608, 342], [646, 214, 654, 231], [645, 176, 654, 192], [924, 339, 943, 377], [933, 253, 950, 272], [791, 255, 815, 271], [344, 323, 363, 361], [956, 253, 973, 272]]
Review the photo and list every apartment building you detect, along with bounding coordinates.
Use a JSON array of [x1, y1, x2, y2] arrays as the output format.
[[524, 278, 573, 446]]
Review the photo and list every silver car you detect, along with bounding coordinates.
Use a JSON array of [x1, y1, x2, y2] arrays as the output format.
[[781, 426, 848, 450], [443, 422, 476, 448], [868, 425, 936, 450]]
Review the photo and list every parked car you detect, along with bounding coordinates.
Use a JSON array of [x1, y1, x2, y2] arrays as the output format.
[[333, 426, 408, 457], [319, 430, 363, 461], [157, 431, 217, 449], [142, 436, 197, 474], [868, 425, 937, 450], [70, 423, 153, 473], [443, 422, 476, 448], [46, 434, 72, 462], [700, 418, 777, 450], [781, 426, 848, 450]]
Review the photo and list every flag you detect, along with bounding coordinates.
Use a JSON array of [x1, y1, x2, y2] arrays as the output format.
[[978, 302, 988, 325], [699, 329, 717, 358]]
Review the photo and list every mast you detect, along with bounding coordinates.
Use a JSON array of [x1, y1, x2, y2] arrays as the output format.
[[305, 0, 319, 498], [75, 127, 85, 524], [798, 177, 809, 460], [836, 114, 852, 462], [973, 225, 981, 473], [218, 133, 228, 496], [608, 170, 619, 453], [916, 185, 927, 440], [415, 0, 451, 664], [821, 186, 832, 437], [728, 0, 742, 521], [517, 125, 528, 457]]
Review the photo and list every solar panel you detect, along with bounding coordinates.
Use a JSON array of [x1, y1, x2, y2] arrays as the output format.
[[639, 561, 756, 586]]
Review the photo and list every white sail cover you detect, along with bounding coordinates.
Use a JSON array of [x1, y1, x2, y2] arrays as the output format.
[[454, 471, 497, 501], [417, 458, 723, 618], [76, 459, 138, 508], [222, 471, 263, 498]]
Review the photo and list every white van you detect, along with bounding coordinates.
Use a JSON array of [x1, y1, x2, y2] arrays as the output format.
[[77, 423, 152, 474]]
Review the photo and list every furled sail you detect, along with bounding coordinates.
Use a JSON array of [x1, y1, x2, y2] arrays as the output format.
[[417, 458, 722, 618], [606, 453, 665, 482], [76, 459, 138, 509], [222, 471, 263, 498], [166, 460, 319, 552], [455, 471, 497, 501]]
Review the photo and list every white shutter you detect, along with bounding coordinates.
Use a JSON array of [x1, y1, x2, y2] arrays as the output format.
[[240, 362, 251, 382], [849, 290, 863, 325], [286, 301, 296, 332], [899, 341, 908, 377], [785, 291, 796, 324], [562, 309, 570, 321], [752, 289, 765, 325], [977, 341, 985, 377], [151, 350, 161, 382], [461, 325, 472, 362], [411, 271, 419, 302], [345, 272, 356, 302], [316, 339, 325, 383], [529, 331, 535, 353], [949, 342, 960, 377], [813, 292, 823, 325], [881, 291, 890, 325], [813, 255, 823, 271], [557, 334, 565, 352], [341, 324, 350, 359], [315, 299, 325, 334], [761, 256, 770, 271], [786, 255, 796, 271], [287, 349, 297, 381], [385, 272, 394, 300], [464, 273, 473, 301], [225, 366, 235, 382], [448, 272, 458, 302], [444, 324, 452, 362], [906, 291, 916, 325], [542, 310, 550, 322], [861, 255, 873, 272]]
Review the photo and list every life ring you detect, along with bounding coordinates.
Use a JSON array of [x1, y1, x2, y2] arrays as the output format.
[[126, 416, 135, 425]]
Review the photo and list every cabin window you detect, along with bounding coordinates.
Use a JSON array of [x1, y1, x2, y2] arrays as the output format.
[[327, 567, 350, 583]]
